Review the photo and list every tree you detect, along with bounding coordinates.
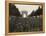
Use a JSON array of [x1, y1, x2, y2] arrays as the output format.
[[34, 6, 43, 16], [28, 6, 43, 17], [9, 3, 22, 17]]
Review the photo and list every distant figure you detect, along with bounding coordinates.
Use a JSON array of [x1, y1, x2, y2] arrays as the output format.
[[22, 11, 28, 18]]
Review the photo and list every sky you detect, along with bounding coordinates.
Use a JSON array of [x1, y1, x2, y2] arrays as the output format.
[[14, 4, 42, 18], [15, 4, 42, 15]]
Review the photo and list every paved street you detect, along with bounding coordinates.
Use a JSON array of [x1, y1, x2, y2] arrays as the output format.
[[9, 16, 43, 32]]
